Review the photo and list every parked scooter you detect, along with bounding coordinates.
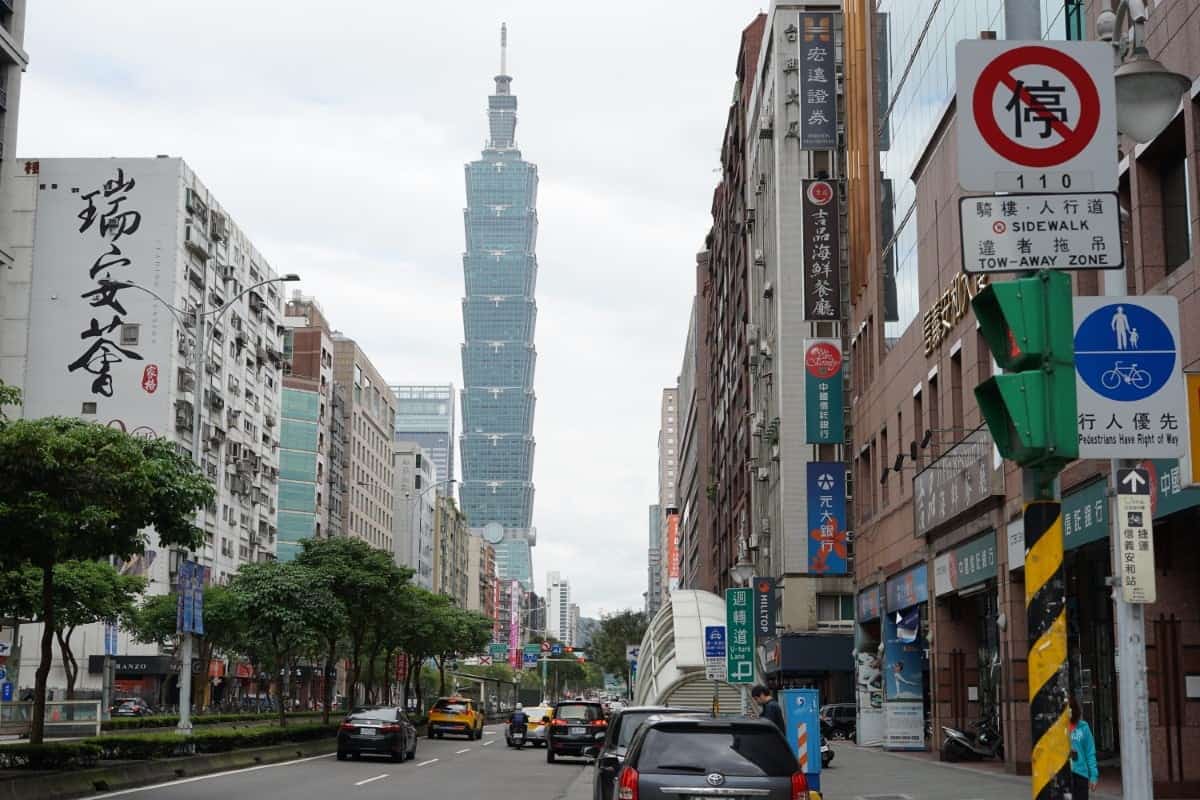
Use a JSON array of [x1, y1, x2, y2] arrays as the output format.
[[820, 736, 834, 768], [941, 718, 1003, 762]]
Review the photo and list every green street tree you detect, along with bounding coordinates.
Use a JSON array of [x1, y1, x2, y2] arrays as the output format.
[[227, 561, 334, 727], [0, 380, 19, 420], [0, 418, 214, 743], [590, 610, 648, 677], [431, 605, 492, 697], [394, 588, 449, 711], [50, 561, 146, 698]]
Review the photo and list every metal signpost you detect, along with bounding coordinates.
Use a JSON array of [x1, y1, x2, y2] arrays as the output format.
[[704, 626, 726, 717]]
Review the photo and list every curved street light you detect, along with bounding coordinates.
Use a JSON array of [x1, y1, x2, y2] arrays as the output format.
[[1097, 0, 1192, 143]]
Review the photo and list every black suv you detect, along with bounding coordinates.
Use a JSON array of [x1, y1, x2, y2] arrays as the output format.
[[819, 702, 856, 740], [619, 717, 810, 800], [545, 700, 606, 763], [593, 707, 705, 800]]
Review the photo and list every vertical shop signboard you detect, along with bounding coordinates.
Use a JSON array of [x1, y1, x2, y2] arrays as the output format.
[[806, 461, 848, 574], [753, 576, 776, 638], [882, 611, 925, 750], [797, 13, 838, 150], [782, 688, 824, 792], [804, 339, 845, 444], [725, 588, 755, 684], [1116, 468, 1156, 603], [802, 180, 842, 321]]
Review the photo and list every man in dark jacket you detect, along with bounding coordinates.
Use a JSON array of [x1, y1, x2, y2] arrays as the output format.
[[751, 685, 785, 733]]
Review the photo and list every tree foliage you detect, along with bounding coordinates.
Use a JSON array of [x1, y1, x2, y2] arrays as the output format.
[[0, 380, 19, 421], [591, 610, 648, 677], [0, 419, 214, 743]]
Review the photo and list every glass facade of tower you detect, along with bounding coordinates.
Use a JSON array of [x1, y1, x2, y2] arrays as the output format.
[[391, 383, 455, 487], [460, 62, 538, 589]]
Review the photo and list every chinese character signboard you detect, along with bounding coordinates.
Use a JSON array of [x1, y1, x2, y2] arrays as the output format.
[[934, 531, 997, 596], [1074, 296, 1186, 458], [959, 192, 1123, 273], [1010, 479, 1109, 570], [913, 426, 1004, 537], [509, 580, 521, 668], [804, 339, 844, 444], [704, 626, 727, 681], [857, 584, 883, 622], [725, 588, 755, 684], [797, 13, 838, 150], [665, 511, 680, 590], [802, 180, 841, 321], [955, 41, 1118, 192], [1117, 468, 1156, 603], [753, 577, 776, 638], [22, 160, 176, 434], [885, 564, 928, 612], [806, 462, 848, 574], [922, 273, 988, 355]]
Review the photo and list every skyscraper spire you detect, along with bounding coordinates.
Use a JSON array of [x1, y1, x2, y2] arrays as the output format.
[[500, 23, 507, 75]]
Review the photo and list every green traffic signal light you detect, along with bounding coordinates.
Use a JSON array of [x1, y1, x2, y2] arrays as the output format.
[[972, 270, 1077, 470]]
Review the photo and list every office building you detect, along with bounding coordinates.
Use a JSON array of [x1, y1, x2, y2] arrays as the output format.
[[0, 0, 29, 397], [6, 156, 288, 694], [845, 1, 1200, 788], [390, 384, 456, 490], [459, 25, 538, 589], [466, 533, 497, 620], [332, 335, 396, 552], [392, 440, 436, 588], [545, 571, 572, 645], [676, 299, 714, 593], [657, 388, 679, 605], [432, 494, 470, 607]]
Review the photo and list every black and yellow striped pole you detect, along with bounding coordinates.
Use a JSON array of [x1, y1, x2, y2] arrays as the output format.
[[1024, 500, 1070, 800]]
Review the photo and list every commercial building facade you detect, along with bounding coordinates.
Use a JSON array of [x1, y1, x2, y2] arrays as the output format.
[[390, 383, 455, 491], [432, 494, 470, 607], [466, 533, 497, 620], [546, 571, 572, 645], [657, 387, 679, 606], [392, 440, 436, 588], [845, 0, 1200, 791], [5, 156, 288, 695], [676, 300, 714, 594], [646, 505, 663, 618], [460, 29, 539, 590], [0, 0, 29, 322], [333, 335, 396, 553]]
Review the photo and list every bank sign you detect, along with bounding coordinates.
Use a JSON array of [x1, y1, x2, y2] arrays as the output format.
[[804, 340, 844, 444], [806, 462, 848, 574]]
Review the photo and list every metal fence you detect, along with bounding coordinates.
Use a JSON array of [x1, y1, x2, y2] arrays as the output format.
[[0, 700, 102, 739]]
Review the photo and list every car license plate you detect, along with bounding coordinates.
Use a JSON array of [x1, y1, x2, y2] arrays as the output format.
[[569, 726, 587, 736], [359, 727, 376, 736]]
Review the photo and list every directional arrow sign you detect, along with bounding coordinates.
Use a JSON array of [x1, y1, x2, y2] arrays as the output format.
[[1119, 468, 1149, 495]]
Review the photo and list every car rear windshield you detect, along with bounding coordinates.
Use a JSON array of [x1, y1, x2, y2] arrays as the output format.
[[555, 703, 601, 722], [616, 711, 697, 746], [637, 726, 796, 777], [433, 701, 467, 714], [349, 709, 396, 723]]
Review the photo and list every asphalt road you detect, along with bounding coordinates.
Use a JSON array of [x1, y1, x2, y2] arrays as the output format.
[[88, 725, 593, 800]]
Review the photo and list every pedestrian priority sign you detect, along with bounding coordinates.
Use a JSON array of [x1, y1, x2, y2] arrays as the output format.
[[956, 41, 1117, 193], [1074, 296, 1187, 459]]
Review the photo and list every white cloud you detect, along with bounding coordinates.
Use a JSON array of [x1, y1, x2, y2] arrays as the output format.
[[20, 0, 763, 616]]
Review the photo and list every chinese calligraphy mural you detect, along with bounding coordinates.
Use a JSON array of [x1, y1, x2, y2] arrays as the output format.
[[797, 12, 838, 150], [806, 461, 848, 574], [802, 179, 842, 321], [24, 158, 174, 424], [804, 339, 844, 444]]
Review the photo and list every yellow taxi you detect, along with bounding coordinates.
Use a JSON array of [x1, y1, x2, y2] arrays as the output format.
[[427, 696, 484, 740], [524, 704, 553, 747]]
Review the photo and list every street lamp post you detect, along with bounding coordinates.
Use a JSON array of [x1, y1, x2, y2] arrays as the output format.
[[1093, 5, 1189, 799], [104, 272, 299, 734]]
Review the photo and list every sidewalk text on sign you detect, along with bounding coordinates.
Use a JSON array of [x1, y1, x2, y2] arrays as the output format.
[[956, 41, 1117, 193], [959, 192, 1123, 273]]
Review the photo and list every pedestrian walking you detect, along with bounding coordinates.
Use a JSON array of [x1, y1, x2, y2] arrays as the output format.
[[750, 684, 785, 734], [1068, 695, 1099, 800]]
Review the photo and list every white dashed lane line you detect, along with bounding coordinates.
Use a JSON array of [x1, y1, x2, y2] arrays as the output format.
[[416, 758, 439, 767], [353, 774, 388, 787], [482, 740, 495, 747], [455, 748, 471, 754]]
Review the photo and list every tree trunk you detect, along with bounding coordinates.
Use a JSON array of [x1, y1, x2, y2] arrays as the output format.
[[277, 655, 288, 728], [437, 655, 447, 697], [30, 564, 55, 744], [55, 627, 79, 701], [350, 636, 363, 706], [322, 642, 336, 724]]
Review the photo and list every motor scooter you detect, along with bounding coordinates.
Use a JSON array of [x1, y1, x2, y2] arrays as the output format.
[[941, 718, 1003, 762], [506, 721, 527, 748]]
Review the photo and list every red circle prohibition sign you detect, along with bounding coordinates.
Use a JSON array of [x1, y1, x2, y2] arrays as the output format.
[[973, 45, 1101, 168]]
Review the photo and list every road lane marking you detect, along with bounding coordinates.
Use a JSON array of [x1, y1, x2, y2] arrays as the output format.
[[482, 740, 495, 746], [88, 753, 336, 798], [354, 774, 389, 787], [416, 758, 439, 767], [455, 748, 471, 754]]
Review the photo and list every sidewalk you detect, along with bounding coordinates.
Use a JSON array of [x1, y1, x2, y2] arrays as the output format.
[[822, 743, 1121, 800]]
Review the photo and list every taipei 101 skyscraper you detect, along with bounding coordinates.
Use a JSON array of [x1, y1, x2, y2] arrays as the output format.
[[459, 24, 538, 590]]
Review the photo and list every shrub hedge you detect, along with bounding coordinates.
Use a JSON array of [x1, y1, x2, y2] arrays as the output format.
[[85, 722, 340, 760], [0, 742, 102, 770], [102, 710, 325, 731]]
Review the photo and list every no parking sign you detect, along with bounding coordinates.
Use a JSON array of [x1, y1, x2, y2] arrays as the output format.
[[957, 41, 1117, 192]]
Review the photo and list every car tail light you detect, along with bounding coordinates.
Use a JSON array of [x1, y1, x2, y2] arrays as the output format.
[[591, 718, 607, 727], [380, 724, 401, 733], [551, 718, 568, 727], [339, 722, 355, 731], [791, 771, 809, 799], [617, 766, 638, 800]]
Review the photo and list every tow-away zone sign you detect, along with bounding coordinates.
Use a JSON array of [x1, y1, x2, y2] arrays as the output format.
[[959, 191, 1123, 274]]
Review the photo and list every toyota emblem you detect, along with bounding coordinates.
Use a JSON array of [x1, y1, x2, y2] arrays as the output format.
[[705, 773, 725, 787]]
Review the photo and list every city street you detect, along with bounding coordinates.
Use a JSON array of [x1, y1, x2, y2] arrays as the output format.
[[87, 725, 592, 800]]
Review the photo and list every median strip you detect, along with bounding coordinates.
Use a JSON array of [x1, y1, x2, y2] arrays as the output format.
[[353, 773, 388, 787]]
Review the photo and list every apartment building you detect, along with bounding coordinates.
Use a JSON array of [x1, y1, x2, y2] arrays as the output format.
[[392, 440, 436, 588], [432, 494, 470, 607]]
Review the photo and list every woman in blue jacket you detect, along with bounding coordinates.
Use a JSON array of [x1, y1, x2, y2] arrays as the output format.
[[1068, 695, 1099, 799]]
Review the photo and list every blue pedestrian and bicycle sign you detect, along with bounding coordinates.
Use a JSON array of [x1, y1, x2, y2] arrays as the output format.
[[1074, 296, 1186, 458]]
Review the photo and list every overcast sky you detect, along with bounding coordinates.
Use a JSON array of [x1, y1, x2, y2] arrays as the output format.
[[21, 1, 764, 618]]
